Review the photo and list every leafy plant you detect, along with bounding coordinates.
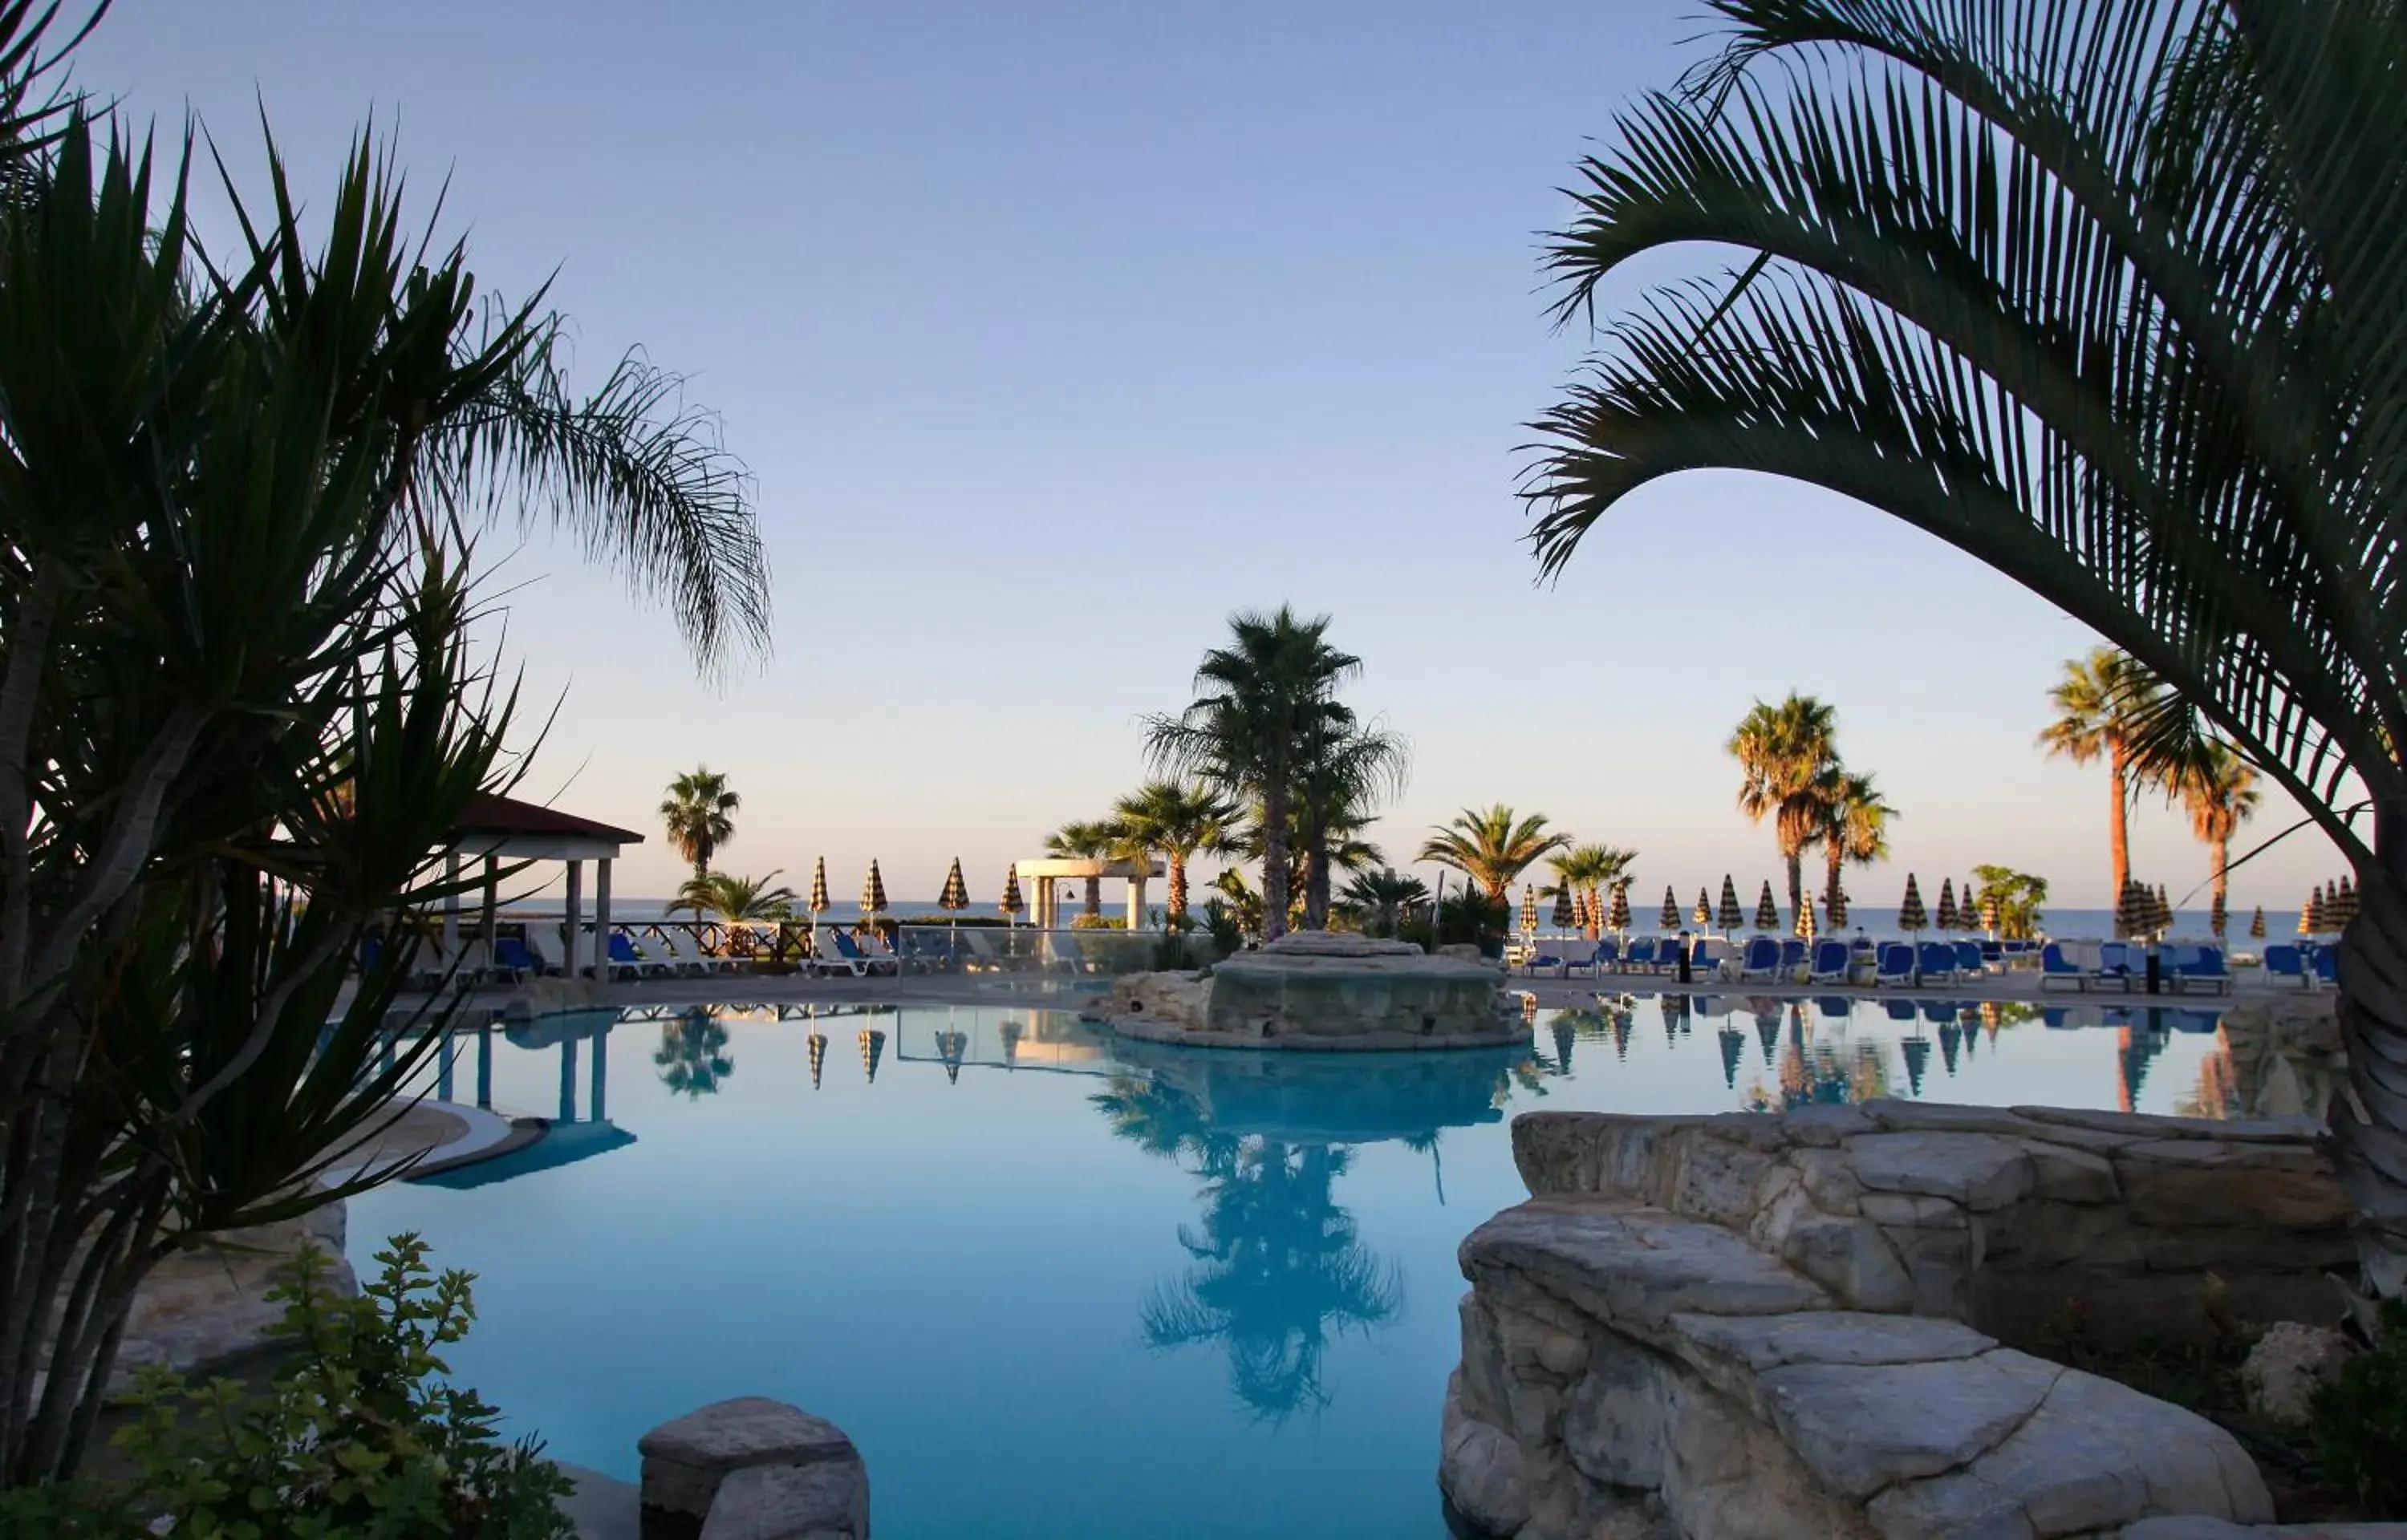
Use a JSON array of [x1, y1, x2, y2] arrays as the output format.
[[2313, 1296, 2407, 1514], [1971, 865, 2051, 942], [1436, 886, 1511, 952]]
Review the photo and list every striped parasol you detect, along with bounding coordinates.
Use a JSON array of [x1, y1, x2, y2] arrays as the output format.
[[1934, 878, 1958, 933], [2115, 879, 2149, 939], [806, 1031, 826, 1090], [1898, 874, 1928, 934], [1552, 886, 1577, 930], [1608, 882, 1632, 934], [940, 857, 970, 912], [2332, 877, 2360, 931], [1522, 884, 1539, 937], [2156, 884, 2174, 934], [2250, 906, 2267, 940], [1826, 883, 1849, 929], [936, 1029, 969, 1085], [1753, 880, 1779, 933], [1796, 893, 1818, 939], [2210, 889, 2227, 938], [1001, 865, 1025, 920], [2300, 886, 2323, 935], [1694, 888, 1713, 929], [1979, 887, 2000, 935], [859, 1027, 885, 1083], [809, 857, 830, 917], [861, 860, 888, 915], [1659, 886, 1680, 930], [1718, 875, 1744, 934]]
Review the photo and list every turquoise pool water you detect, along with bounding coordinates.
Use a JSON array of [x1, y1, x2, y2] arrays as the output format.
[[349, 994, 2234, 1539]]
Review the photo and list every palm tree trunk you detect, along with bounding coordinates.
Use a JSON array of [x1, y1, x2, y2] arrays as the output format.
[[1784, 844, 1804, 918], [2210, 837, 2229, 922], [1167, 850, 1189, 922], [2333, 855, 2407, 1298], [1303, 817, 1333, 931], [1825, 844, 1844, 912], [1084, 876, 1102, 918], [2109, 750, 2132, 899], [1260, 783, 1292, 942]]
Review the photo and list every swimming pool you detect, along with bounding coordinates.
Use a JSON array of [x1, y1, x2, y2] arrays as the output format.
[[351, 995, 2238, 1539]]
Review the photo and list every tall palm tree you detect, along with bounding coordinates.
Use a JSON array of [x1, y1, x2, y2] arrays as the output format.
[[667, 869, 798, 923], [1516, 0, 2407, 1293], [2037, 650, 2177, 901], [1045, 819, 1118, 918], [1417, 805, 1572, 901], [1814, 771, 1898, 912], [1110, 781, 1240, 922], [659, 767, 741, 880], [1146, 607, 1361, 941], [2181, 746, 2263, 926], [1545, 843, 1639, 938], [1727, 695, 1838, 914], [1293, 715, 1410, 930]]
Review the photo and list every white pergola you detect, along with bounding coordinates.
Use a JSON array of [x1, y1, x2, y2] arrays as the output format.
[[1010, 855, 1166, 929], [447, 793, 644, 980]]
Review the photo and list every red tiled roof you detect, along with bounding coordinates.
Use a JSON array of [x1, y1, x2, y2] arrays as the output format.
[[453, 792, 643, 845]]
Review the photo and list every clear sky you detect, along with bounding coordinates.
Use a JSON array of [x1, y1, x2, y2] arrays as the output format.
[[77, 0, 2345, 913]]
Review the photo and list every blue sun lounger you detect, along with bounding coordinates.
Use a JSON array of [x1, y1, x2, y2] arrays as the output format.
[[1875, 942, 1915, 986], [1737, 936, 1781, 982], [1808, 938, 1850, 985], [1916, 942, 1958, 983], [2039, 943, 2085, 991]]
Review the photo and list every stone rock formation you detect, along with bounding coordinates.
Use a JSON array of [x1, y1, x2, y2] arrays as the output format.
[[1098, 930, 1522, 1051], [639, 1396, 868, 1540], [2239, 1323, 2354, 1427]]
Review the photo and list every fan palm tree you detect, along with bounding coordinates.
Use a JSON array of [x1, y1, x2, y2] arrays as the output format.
[[1110, 781, 1240, 924], [1727, 695, 1838, 914], [668, 869, 798, 923], [654, 1016, 735, 1098], [660, 767, 741, 879], [1293, 713, 1411, 930], [1516, 0, 2407, 1293], [1146, 607, 1362, 941], [1337, 867, 1430, 936], [1417, 805, 1572, 901], [2037, 650, 2180, 900], [2181, 746, 2263, 926], [1045, 819, 1118, 918], [1544, 843, 1640, 938], [1813, 771, 1898, 912]]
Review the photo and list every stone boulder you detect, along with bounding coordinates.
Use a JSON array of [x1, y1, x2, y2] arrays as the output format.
[[639, 1398, 868, 1540], [112, 1202, 355, 1393], [1100, 971, 1212, 1033]]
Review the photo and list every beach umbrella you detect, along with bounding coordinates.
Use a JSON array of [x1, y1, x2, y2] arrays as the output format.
[[2299, 886, 2321, 935], [1938, 1019, 1963, 1076], [2332, 877, 2360, 932], [809, 857, 830, 918], [2210, 890, 2227, 938], [1897, 874, 1928, 934], [936, 1028, 969, 1085], [859, 1027, 885, 1084], [806, 1032, 826, 1090], [1980, 889, 2001, 936], [1551, 886, 1577, 930], [2114, 879, 2146, 939], [1521, 884, 1539, 937], [1755, 1009, 1780, 1067], [1902, 1034, 1931, 1097], [940, 858, 969, 913], [1934, 878, 1959, 933], [1753, 881, 1780, 933], [1826, 884, 1849, 929], [2250, 906, 2267, 940], [861, 860, 887, 916], [1694, 888, 1713, 928], [2156, 884, 2174, 935], [997, 1019, 1024, 1068], [1001, 866, 1025, 923], [1718, 875, 1744, 935], [1796, 894, 1818, 940], [1659, 886, 1681, 930], [1608, 883, 1632, 935], [1718, 1026, 1743, 1088]]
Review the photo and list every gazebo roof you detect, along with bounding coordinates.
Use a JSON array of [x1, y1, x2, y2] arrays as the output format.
[[453, 793, 642, 861]]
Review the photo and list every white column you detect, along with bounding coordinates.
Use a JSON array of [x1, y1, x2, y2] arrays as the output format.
[[1126, 874, 1146, 929], [563, 859, 582, 979], [593, 857, 614, 982]]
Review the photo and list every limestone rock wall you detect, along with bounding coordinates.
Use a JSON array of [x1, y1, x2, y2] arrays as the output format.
[[1508, 1100, 2350, 1350]]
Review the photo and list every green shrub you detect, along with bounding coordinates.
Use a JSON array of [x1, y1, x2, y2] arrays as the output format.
[[0, 1234, 574, 1540], [2313, 1296, 2407, 1514]]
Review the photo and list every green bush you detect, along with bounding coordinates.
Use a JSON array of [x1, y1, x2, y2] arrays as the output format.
[[2313, 1296, 2407, 1514], [0, 1235, 573, 1540]]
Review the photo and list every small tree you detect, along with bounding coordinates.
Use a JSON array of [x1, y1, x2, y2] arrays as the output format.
[[660, 767, 741, 879]]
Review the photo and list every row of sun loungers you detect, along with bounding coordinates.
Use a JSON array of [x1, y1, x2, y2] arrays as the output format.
[[2035, 941, 2236, 994], [1524, 934, 2241, 994]]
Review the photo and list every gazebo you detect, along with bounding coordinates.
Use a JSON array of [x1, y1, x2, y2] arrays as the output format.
[[1009, 855, 1167, 930], [449, 793, 645, 981]]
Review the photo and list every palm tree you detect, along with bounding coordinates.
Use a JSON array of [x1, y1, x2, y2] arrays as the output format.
[[1814, 771, 1898, 913], [1337, 868, 1430, 937], [1147, 607, 1362, 941], [1727, 695, 1838, 914], [668, 869, 798, 923], [1110, 782, 1240, 924], [2180, 746, 2262, 927], [1417, 805, 1572, 901], [654, 1016, 735, 1098], [1544, 843, 1639, 938], [1515, 0, 2407, 1292], [660, 767, 741, 880], [1045, 819, 1118, 918], [2037, 650, 2176, 900], [1292, 714, 1411, 930]]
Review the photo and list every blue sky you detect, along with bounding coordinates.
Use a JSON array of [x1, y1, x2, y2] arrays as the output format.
[[78, 0, 2344, 912]]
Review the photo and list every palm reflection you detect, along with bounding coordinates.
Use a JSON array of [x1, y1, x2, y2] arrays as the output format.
[[655, 1014, 734, 1097]]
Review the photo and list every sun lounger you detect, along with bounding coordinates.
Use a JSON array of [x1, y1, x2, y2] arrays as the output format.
[[1883, 998, 1918, 1023], [1737, 936, 1780, 982], [2314, 947, 2337, 988], [1808, 939, 1851, 985], [491, 935, 542, 981], [1624, 936, 1658, 974], [2088, 942, 2135, 992], [1574, 938, 1617, 978], [1777, 938, 1808, 975], [1691, 937, 1724, 980], [2261, 944, 2308, 988], [806, 928, 871, 978], [1524, 946, 1569, 978], [2169, 945, 2229, 995], [1916, 942, 1958, 983], [2039, 942, 2085, 991], [1953, 941, 1984, 976], [1875, 942, 1915, 987], [607, 932, 672, 981]]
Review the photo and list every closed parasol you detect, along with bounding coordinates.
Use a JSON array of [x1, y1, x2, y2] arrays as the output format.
[[1694, 888, 1713, 929], [940, 858, 969, 913], [2332, 877, 2360, 931], [1659, 886, 1681, 930], [809, 857, 830, 918], [2115, 879, 2150, 939], [2300, 886, 2323, 935], [859, 1027, 885, 1083], [1552, 886, 1577, 930], [1522, 884, 1539, 938], [862, 860, 888, 916], [1608, 882, 1632, 935], [1718, 875, 1744, 935], [2250, 905, 2267, 940], [1826, 881, 1849, 929], [1897, 874, 1928, 934], [1796, 893, 1817, 939], [1001, 865, 1025, 923], [1934, 879, 1959, 932]]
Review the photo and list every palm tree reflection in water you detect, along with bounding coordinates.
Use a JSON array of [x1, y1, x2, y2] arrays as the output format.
[[655, 1012, 735, 1098]]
